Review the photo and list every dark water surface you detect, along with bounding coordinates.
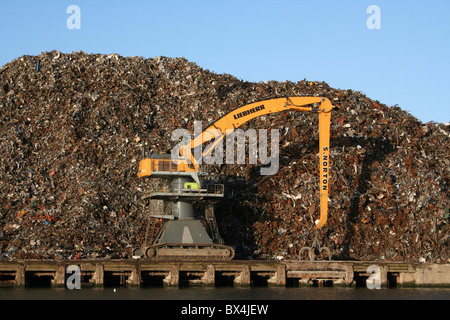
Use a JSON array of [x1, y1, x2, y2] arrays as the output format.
[[1, 287, 447, 319], [1, 286, 448, 300]]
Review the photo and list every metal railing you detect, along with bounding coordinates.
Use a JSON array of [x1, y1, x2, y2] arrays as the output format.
[[151, 158, 202, 173], [173, 184, 224, 195]]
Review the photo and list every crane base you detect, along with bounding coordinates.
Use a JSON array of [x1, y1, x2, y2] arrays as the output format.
[[144, 243, 235, 261]]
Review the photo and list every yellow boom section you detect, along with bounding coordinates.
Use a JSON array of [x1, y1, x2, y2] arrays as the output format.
[[184, 97, 332, 158]]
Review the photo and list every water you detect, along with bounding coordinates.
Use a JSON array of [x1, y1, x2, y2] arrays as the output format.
[[1, 286, 448, 300], [1, 287, 447, 318]]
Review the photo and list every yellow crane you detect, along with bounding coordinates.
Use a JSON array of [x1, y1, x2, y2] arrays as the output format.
[[137, 97, 338, 260]]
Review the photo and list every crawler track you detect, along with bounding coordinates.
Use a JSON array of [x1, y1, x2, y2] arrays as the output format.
[[144, 243, 235, 261]]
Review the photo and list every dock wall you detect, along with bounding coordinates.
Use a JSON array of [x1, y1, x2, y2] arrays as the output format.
[[0, 259, 449, 288]]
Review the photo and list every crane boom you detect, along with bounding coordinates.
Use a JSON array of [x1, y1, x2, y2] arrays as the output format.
[[138, 97, 336, 229]]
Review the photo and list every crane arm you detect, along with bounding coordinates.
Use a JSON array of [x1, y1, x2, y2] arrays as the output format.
[[138, 97, 336, 229], [181, 97, 333, 229], [182, 97, 333, 160]]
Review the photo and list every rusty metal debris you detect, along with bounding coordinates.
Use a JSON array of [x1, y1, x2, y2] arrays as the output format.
[[0, 51, 448, 262]]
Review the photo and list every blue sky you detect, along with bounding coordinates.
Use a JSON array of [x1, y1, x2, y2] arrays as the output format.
[[1, 0, 449, 123]]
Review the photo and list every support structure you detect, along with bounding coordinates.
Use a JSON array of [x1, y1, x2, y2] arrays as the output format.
[[135, 173, 234, 260], [0, 260, 448, 288]]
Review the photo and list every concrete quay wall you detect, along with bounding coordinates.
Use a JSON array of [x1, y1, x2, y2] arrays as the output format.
[[0, 259, 448, 288]]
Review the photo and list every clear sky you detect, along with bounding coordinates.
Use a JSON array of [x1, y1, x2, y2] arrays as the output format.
[[1, 0, 449, 123]]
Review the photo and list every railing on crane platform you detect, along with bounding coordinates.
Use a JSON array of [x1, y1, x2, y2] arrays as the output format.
[[138, 154, 201, 178]]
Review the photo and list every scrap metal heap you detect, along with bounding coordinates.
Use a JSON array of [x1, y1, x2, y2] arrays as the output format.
[[0, 51, 448, 262]]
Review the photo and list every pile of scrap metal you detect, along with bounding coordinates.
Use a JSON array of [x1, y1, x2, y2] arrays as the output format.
[[0, 51, 448, 262]]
